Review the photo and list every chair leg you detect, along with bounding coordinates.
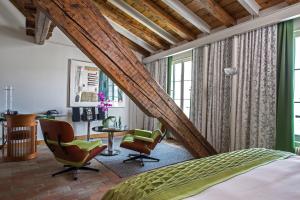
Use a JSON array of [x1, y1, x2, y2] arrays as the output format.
[[52, 167, 76, 177], [80, 166, 99, 172], [73, 169, 78, 181], [142, 155, 160, 162], [52, 165, 99, 180], [123, 155, 141, 163], [123, 153, 160, 166]]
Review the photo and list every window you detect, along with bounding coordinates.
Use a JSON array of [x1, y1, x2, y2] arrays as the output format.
[[170, 58, 192, 117], [295, 34, 300, 135]]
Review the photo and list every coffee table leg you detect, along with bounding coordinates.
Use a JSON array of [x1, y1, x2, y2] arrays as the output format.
[[87, 121, 91, 141], [101, 131, 120, 156], [107, 131, 114, 155]]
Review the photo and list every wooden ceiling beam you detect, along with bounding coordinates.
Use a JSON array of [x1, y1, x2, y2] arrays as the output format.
[[35, 10, 52, 45], [108, 0, 178, 44], [162, 0, 211, 33], [136, 0, 196, 41], [10, 0, 55, 41], [93, 0, 170, 50], [237, 0, 261, 16], [34, 0, 216, 158], [186, 0, 236, 27]]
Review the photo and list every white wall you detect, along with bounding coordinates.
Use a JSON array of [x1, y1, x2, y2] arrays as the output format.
[[0, 0, 131, 140]]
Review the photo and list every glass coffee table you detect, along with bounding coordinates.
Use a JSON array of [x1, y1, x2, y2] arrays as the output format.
[[92, 126, 127, 156]]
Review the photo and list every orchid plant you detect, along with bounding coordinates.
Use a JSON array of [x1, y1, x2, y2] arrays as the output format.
[[98, 92, 114, 127], [98, 92, 112, 115]]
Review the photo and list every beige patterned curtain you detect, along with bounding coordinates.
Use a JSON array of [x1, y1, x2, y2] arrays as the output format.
[[190, 25, 277, 152], [143, 58, 168, 130], [190, 46, 206, 136], [191, 39, 233, 153], [231, 25, 277, 150], [128, 58, 168, 130]]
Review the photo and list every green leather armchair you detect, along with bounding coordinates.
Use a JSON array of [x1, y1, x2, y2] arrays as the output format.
[[120, 126, 166, 166], [39, 119, 107, 180]]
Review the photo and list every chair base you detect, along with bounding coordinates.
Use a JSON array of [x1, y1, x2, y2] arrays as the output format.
[[52, 165, 99, 180], [123, 153, 160, 166]]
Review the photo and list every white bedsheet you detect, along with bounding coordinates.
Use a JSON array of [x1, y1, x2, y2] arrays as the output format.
[[185, 156, 300, 200]]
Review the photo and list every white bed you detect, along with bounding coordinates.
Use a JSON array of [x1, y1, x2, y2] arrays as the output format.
[[186, 156, 300, 200]]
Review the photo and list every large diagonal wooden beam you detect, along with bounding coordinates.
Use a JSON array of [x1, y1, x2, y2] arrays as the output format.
[[92, 0, 169, 50], [130, 0, 196, 41], [188, 0, 236, 27], [34, 0, 216, 157], [286, 0, 300, 4]]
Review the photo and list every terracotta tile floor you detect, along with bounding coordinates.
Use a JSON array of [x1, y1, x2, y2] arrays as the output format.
[[0, 145, 125, 200]]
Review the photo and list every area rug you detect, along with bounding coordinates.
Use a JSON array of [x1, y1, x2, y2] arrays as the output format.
[[95, 138, 193, 178]]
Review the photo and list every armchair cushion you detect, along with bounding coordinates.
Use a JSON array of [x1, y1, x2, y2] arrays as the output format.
[[134, 129, 153, 138], [122, 134, 135, 143], [47, 139, 103, 152], [134, 135, 154, 143], [133, 129, 162, 143], [67, 140, 102, 152]]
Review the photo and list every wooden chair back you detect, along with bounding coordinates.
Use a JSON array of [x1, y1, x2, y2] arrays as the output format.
[[5, 114, 37, 161]]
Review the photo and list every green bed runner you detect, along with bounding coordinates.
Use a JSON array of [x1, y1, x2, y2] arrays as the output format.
[[102, 148, 294, 200]]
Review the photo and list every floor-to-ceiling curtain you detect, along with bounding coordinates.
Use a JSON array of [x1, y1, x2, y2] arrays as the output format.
[[190, 39, 233, 153], [206, 39, 233, 153], [190, 25, 278, 152], [190, 46, 206, 136], [143, 58, 168, 130], [276, 20, 295, 153], [231, 24, 278, 150], [128, 58, 168, 130]]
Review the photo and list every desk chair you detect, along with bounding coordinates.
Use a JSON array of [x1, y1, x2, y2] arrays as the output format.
[[5, 114, 37, 161]]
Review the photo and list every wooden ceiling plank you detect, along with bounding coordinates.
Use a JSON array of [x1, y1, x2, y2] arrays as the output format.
[[144, 1, 300, 63], [93, 0, 169, 50], [186, 0, 236, 27], [106, 17, 156, 53], [120, 35, 151, 57], [237, 0, 261, 16], [137, 0, 196, 41], [108, 0, 178, 44], [34, 0, 216, 157], [35, 10, 52, 45], [162, 0, 211, 33]]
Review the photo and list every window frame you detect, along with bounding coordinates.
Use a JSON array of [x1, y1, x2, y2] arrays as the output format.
[[294, 31, 300, 136], [170, 56, 192, 116]]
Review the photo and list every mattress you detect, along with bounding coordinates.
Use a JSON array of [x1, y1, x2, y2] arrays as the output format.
[[185, 156, 300, 200], [102, 148, 295, 200]]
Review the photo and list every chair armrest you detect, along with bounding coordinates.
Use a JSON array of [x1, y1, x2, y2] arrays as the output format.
[[133, 135, 154, 143], [134, 129, 152, 138]]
